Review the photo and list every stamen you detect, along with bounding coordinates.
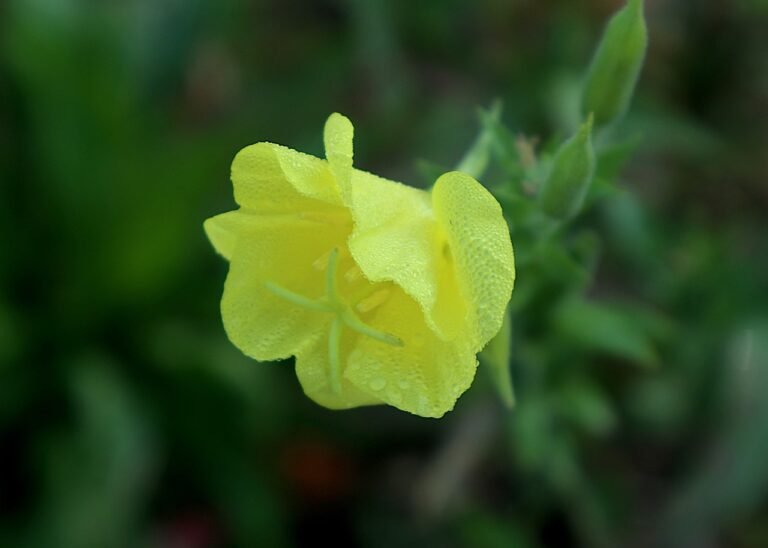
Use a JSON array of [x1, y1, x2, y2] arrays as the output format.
[[266, 247, 402, 397], [264, 282, 330, 312], [328, 318, 343, 394], [325, 248, 340, 301], [344, 265, 363, 283], [299, 211, 344, 226], [355, 289, 391, 314], [342, 310, 403, 347], [313, 250, 332, 271]]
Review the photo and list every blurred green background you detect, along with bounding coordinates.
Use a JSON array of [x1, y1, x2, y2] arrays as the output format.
[[2, 0, 767, 546]]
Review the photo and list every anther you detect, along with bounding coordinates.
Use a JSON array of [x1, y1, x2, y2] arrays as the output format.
[[355, 289, 390, 314], [313, 249, 332, 271], [325, 248, 340, 301], [344, 265, 363, 283], [299, 211, 341, 226]]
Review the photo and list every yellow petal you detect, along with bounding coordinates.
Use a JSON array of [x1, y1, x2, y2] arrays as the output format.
[[231, 142, 341, 211], [323, 113, 354, 199], [346, 170, 467, 341], [295, 329, 383, 410], [345, 287, 477, 418], [220, 213, 349, 361], [432, 171, 515, 347], [203, 210, 256, 261]]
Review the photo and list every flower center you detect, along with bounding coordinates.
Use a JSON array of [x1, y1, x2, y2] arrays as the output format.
[[264, 248, 402, 395]]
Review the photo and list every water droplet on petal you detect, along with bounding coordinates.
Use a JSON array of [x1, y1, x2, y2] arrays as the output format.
[[369, 378, 387, 391], [417, 394, 430, 416]]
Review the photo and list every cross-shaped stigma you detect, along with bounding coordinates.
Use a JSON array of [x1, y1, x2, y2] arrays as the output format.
[[265, 248, 403, 395]]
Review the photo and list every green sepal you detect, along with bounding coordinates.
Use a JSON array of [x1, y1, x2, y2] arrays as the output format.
[[480, 305, 515, 408], [539, 115, 596, 220]]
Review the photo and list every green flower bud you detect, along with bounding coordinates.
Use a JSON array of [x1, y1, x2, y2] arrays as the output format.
[[582, 0, 648, 128], [540, 115, 595, 220]]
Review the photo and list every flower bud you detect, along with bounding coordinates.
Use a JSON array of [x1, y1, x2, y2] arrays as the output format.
[[581, 0, 648, 128], [540, 115, 595, 220]]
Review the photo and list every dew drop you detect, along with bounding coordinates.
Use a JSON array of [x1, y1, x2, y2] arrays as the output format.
[[417, 394, 430, 415], [398, 380, 410, 390], [369, 378, 387, 391]]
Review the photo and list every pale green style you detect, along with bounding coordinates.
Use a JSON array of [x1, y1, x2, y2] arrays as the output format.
[[204, 113, 515, 418]]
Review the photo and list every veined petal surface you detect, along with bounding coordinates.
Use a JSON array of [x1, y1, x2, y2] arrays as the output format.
[[432, 171, 515, 348], [221, 213, 349, 361], [346, 287, 477, 418], [347, 170, 467, 341], [295, 331, 384, 410], [232, 143, 341, 211]]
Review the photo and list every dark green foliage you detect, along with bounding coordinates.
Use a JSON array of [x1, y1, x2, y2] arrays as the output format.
[[1, 0, 767, 547]]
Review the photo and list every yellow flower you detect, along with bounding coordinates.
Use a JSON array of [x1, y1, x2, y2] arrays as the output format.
[[204, 113, 515, 418]]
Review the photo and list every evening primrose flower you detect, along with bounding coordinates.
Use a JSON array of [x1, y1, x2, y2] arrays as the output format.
[[204, 113, 514, 418]]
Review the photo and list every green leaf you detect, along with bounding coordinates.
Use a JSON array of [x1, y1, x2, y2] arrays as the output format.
[[559, 379, 617, 436], [32, 358, 157, 548], [662, 325, 768, 545], [480, 306, 515, 407], [554, 297, 659, 366]]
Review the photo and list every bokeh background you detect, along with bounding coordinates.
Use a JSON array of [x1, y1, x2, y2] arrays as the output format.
[[2, 0, 768, 546]]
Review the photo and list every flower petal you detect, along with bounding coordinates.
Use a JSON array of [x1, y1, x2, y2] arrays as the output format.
[[295, 330, 383, 410], [345, 287, 477, 418], [231, 143, 341, 211], [203, 210, 255, 260], [220, 214, 349, 361], [432, 171, 515, 347], [323, 113, 354, 199], [346, 170, 467, 341]]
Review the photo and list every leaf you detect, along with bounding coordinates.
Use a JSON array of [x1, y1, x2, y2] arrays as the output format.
[[32, 358, 157, 548], [595, 133, 642, 180], [661, 324, 768, 546], [558, 379, 617, 436], [554, 297, 659, 367], [480, 306, 514, 407]]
